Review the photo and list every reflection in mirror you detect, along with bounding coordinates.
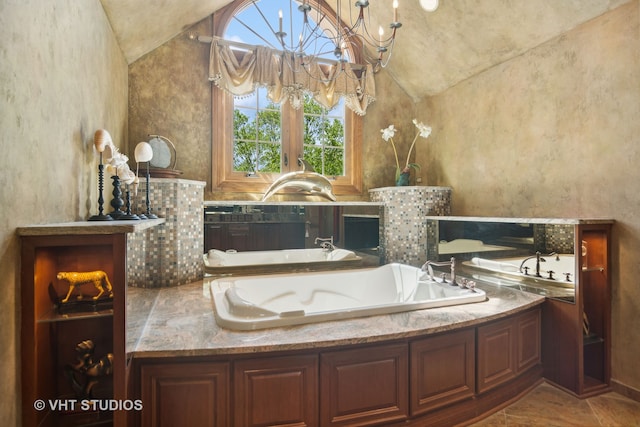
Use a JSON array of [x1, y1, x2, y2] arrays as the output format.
[[426, 218, 576, 302], [204, 203, 382, 268]]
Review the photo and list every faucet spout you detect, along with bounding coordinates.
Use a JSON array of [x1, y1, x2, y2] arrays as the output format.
[[421, 257, 457, 285], [314, 236, 335, 252], [519, 251, 558, 277]]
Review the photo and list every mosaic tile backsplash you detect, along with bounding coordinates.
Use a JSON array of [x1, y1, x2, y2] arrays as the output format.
[[369, 186, 452, 266], [128, 178, 205, 287]]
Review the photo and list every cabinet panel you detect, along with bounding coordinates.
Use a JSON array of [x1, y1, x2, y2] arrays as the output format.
[[204, 222, 305, 252], [321, 343, 408, 426], [477, 317, 516, 394], [204, 224, 225, 252], [234, 355, 318, 427], [227, 224, 251, 251], [517, 309, 541, 372], [278, 222, 306, 249], [410, 329, 475, 415], [478, 309, 541, 394], [139, 361, 229, 427]]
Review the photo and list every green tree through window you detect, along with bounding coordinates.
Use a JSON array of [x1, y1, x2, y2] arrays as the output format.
[[233, 90, 345, 176], [303, 94, 345, 176]]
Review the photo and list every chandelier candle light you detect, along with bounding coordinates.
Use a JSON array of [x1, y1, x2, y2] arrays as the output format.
[[381, 119, 432, 186]]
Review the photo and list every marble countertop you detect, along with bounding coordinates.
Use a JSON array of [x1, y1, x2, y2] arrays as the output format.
[[126, 276, 545, 359], [204, 200, 383, 206], [16, 218, 166, 236], [425, 215, 614, 224]]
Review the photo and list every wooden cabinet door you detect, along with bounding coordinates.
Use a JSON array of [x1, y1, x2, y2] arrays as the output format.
[[139, 361, 230, 427], [204, 224, 225, 251], [410, 329, 475, 415], [478, 309, 541, 394], [234, 354, 318, 427], [279, 222, 305, 249], [320, 343, 408, 426], [516, 308, 541, 373], [477, 317, 516, 394], [227, 224, 251, 251], [252, 223, 280, 251]]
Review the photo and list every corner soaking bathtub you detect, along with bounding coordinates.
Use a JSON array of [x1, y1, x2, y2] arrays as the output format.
[[209, 263, 487, 330], [203, 248, 362, 276]]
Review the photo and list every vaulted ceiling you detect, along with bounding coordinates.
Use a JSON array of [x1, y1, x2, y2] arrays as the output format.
[[100, 0, 628, 101]]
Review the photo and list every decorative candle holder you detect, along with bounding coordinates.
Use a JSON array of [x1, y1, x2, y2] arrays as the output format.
[[88, 153, 113, 221], [108, 174, 124, 220], [144, 162, 158, 219], [120, 185, 140, 220], [89, 130, 114, 221], [134, 141, 158, 219]]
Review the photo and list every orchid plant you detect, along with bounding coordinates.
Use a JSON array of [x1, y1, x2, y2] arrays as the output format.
[[381, 119, 432, 185]]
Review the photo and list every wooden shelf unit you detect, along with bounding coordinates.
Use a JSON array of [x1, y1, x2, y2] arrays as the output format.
[[21, 233, 127, 427], [542, 223, 612, 397]]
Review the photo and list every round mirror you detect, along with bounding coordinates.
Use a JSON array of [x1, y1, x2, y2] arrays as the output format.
[[148, 135, 176, 169]]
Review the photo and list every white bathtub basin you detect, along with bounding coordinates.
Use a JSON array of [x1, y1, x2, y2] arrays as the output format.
[[209, 263, 487, 330], [464, 254, 576, 286], [203, 248, 363, 276]]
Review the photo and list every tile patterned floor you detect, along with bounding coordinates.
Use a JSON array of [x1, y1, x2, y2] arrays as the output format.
[[469, 382, 640, 426]]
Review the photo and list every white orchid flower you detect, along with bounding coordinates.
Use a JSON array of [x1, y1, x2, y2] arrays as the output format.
[[381, 125, 396, 142], [413, 119, 432, 139]]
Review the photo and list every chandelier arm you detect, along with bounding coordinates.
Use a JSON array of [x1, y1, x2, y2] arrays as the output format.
[[232, 16, 278, 50], [249, 1, 284, 48]]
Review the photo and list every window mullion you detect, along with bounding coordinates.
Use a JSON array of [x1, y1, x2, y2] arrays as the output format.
[[281, 103, 303, 173]]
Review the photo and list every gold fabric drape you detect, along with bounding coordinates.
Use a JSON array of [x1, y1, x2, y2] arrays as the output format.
[[209, 40, 375, 115]]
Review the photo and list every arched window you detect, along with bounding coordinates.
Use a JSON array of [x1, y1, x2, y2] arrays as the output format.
[[211, 0, 365, 196]]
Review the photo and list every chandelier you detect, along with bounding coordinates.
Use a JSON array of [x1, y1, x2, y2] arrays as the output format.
[[198, 0, 402, 72]]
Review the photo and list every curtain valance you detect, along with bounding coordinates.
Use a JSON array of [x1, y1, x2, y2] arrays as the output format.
[[208, 40, 375, 115]]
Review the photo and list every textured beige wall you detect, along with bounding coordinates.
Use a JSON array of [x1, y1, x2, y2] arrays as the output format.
[[416, 1, 640, 392], [0, 1, 128, 423], [128, 18, 212, 187]]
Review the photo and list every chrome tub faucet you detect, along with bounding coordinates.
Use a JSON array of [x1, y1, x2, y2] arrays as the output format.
[[315, 236, 335, 251], [421, 257, 458, 285], [519, 251, 558, 277]]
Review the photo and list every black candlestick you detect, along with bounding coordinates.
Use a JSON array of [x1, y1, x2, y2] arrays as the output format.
[[108, 175, 124, 220], [144, 162, 158, 219], [120, 186, 140, 220], [89, 154, 113, 221]]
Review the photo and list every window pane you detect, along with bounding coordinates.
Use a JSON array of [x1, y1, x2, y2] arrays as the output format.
[[233, 140, 257, 172], [302, 95, 345, 176], [233, 87, 282, 173], [225, 1, 349, 180], [257, 142, 281, 173]]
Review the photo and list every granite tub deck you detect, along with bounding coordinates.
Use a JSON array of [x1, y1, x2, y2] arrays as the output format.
[[126, 275, 545, 358]]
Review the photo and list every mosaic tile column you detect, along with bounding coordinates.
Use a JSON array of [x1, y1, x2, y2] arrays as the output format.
[[128, 178, 205, 287], [369, 186, 452, 267]]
